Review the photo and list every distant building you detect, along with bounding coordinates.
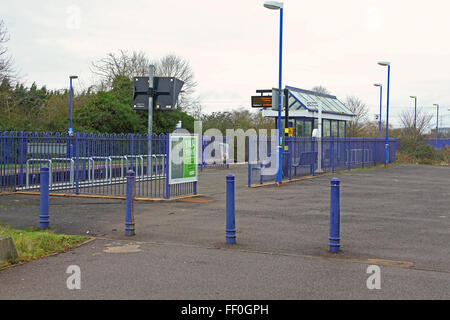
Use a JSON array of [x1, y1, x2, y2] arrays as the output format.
[[430, 127, 450, 137]]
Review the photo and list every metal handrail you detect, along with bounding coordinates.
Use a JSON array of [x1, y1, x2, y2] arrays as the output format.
[[26, 159, 52, 189]]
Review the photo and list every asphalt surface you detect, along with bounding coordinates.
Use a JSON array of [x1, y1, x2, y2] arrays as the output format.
[[0, 163, 449, 299]]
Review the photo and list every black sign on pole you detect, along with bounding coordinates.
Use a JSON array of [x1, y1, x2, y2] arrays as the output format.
[[154, 77, 184, 111], [133, 77, 150, 110], [132, 76, 184, 111]]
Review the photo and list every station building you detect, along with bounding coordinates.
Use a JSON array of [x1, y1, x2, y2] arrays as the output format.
[[261, 86, 355, 137]]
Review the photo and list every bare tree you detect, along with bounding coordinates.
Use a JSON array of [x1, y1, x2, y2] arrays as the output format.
[[90, 51, 197, 111], [399, 107, 432, 138], [0, 20, 15, 82], [182, 96, 203, 119], [90, 50, 150, 88], [345, 96, 369, 137], [153, 54, 197, 111], [311, 85, 331, 95]]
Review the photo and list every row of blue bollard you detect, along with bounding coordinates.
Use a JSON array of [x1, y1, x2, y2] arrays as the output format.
[[223, 173, 341, 252], [38, 167, 340, 251]]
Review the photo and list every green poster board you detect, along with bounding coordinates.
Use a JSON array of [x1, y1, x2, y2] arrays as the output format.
[[169, 134, 198, 185]]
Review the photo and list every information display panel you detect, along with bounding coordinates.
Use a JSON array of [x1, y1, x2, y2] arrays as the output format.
[[169, 134, 198, 185]]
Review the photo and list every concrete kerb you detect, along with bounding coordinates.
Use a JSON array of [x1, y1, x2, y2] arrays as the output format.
[[0, 237, 95, 271], [5, 191, 203, 202]]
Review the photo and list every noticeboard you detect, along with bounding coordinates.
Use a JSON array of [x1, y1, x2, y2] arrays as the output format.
[[169, 134, 198, 185]]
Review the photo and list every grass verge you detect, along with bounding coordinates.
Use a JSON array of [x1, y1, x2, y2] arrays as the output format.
[[0, 225, 89, 270]]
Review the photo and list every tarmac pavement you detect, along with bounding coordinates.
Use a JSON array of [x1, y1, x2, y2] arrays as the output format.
[[0, 164, 449, 299]]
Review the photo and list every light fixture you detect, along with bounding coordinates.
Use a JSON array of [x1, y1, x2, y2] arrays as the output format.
[[263, 1, 283, 9]]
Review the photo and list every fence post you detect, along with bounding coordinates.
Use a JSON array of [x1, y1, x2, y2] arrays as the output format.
[[200, 135, 204, 171], [75, 132, 79, 194], [311, 137, 315, 176], [373, 139, 377, 166], [248, 136, 251, 187], [347, 138, 351, 171], [125, 170, 135, 236], [331, 137, 335, 172], [329, 178, 340, 253], [362, 138, 365, 168], [164, 134, 170, 199], [226, 174, 236, 244], [39, 166, 50, 229], [19, 131, 24, 187], [226, 135, 230, 169]]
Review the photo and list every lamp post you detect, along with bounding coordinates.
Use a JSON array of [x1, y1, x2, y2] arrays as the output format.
[[69, 75, 78, 158], [263, 1, 284, 185], [374, 83, 382, 137], [433, 104, 439, 148], [410, 96, 417, 130], [378, 61, 390, 168]]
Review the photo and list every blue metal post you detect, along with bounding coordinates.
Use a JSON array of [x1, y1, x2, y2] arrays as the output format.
[[436, 104, 439, 148], [414, 97, 417, 130], [39, 166, 50, 229], [165, 134, 170, 199], [125, 170, 135, 236], [276, 7, 284, 185], [226, 174, 236, 244], [75, 132, 79, 194], [379, 85, 383, 137], [248, 136, 251, 187], [19, 131, 24, 186], [329, 178, 340, 253], [384, 65, 391, 168], [331, 137, 335, 172], [69, 77, 74, 158]]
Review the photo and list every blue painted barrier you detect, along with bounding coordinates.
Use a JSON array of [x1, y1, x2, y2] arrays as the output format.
[[39, 166, 50, 229], [0, 131, 196, 199], [125, 170, 135, 236], [248, 136, 400, 186], [329, 178, 340, 253], [226, 173, 236, 244]]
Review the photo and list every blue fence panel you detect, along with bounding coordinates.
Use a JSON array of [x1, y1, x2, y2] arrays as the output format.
[[427, 138, 450, 150], [248, 136, 399, 186], [0, 131, 197, 199], [200, 135, 230, 170]]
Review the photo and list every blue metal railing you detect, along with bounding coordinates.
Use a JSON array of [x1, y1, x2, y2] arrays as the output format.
[[427, 138, 450, 150], [248, 137, 399, 186], [0, 131, 196, 199], [199, 135, 230, 170]]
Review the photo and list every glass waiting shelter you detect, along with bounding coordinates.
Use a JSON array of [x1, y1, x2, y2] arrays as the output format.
[[261, 86, 355, 137]]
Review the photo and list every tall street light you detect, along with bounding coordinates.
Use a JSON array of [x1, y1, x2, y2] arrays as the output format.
[[69, 75, 78, 158], [433, 103, 439, 148], [263, 1, 284, 185], [378, 61, 390, 168], [374, 83, 382, 137], [410, 96, 417, 129]]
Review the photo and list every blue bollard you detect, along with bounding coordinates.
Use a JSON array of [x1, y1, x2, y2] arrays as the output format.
[[329, 178, 340, 253], [226, 174, 236, 244], [384, 143, 389, 168], [125, 170, 135, 236], [39, 166, 50, 229]]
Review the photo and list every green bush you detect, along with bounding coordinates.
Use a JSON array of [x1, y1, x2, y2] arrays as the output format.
[[399, 137, 444, 163]]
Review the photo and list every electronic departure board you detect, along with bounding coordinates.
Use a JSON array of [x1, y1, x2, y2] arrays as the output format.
[[251, 95, 272, 108]]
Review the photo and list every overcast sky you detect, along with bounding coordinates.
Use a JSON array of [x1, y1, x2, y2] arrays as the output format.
[[3, 0, 450, 128]]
